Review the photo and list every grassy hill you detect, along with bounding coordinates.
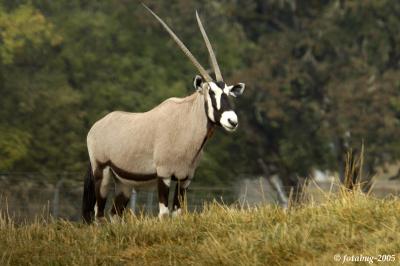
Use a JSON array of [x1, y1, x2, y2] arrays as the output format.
[[1, 189, 399, 265]]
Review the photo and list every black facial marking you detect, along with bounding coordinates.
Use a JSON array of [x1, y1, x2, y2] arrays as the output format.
[[210, 89, 217, 108], [205, 81, 236, 128], [216, 81, 226, 88], [209, 89, 221, 125], [211, 92, 232, 125]]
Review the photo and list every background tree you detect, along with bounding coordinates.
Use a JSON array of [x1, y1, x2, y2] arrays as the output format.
[[0, 0, 399, 192]]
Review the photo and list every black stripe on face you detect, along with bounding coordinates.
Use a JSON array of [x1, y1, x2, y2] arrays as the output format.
[[212, 92, 232, 124], [208, 89, 220, 124], [216, 81, 225, 88], [206, 81, 235, 126]]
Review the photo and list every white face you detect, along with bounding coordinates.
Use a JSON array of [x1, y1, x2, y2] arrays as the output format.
[[194, 76, 245, 132]]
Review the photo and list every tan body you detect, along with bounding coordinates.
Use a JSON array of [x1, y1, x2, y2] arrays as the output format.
[[87, 92, 208, 183]]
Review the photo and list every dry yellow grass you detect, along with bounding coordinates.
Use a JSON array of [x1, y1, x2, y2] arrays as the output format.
[[1, 189, 400, 265]]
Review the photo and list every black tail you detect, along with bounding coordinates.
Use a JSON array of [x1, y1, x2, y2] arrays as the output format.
[[82, 163, 96, 223]]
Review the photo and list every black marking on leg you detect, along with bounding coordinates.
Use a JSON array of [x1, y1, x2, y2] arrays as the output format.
[[173, 181, 187, 211], [94, 170, 107, 218], [111, 193, 130, 216], [157, 178, 170, 209]]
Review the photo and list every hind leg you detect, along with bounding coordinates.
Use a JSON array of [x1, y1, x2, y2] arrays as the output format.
[[172, 179, 191, 217], [111, 179, 131, 216], [94, 166, 111, 220]]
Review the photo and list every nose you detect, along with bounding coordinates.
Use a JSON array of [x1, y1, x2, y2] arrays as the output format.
[[228, 118, 238, 127]]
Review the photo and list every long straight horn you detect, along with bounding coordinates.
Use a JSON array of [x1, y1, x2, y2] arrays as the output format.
[[196, 11, 223, 82], [143, 4, 212, 82]]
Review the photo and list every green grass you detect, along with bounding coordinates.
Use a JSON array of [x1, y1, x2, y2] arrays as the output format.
[[1, 190, 400, 265]]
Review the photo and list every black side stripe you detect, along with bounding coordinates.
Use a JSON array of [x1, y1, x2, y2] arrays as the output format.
[[98, 160, 157, 181]]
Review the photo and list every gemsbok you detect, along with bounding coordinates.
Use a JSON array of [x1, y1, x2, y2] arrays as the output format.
[[82, 4, 246, 223]]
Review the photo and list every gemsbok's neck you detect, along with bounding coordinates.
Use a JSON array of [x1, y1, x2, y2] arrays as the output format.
[[189, 92, 215, 164]]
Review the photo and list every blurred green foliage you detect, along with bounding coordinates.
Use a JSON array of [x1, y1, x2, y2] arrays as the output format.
[[0, 0, 399, 184]]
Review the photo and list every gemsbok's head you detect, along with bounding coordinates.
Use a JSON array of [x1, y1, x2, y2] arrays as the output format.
[[144, 5, 245, 132]]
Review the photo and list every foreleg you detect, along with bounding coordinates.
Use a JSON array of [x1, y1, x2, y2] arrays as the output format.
[[157, 177, 170, 219]]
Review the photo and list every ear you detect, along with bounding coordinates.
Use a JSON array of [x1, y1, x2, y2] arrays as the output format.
[[193, 75, 203, 91], [229, 83, 245, 97]]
